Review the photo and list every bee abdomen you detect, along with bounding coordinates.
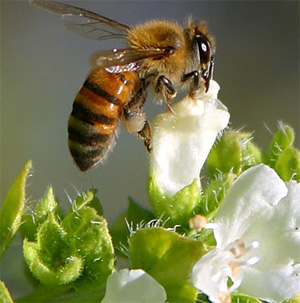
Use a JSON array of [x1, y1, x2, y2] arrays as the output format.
[[68, 67, 139, 171], [68, 83, 120, 171], [68, 110, 117, 171]]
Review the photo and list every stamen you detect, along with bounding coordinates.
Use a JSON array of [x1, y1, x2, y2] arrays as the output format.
[[218, 292, 231, 303]]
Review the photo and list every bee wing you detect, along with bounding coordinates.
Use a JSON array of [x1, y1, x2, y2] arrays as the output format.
[[90, 49, 166, 72], [30, 0, 130, 40]]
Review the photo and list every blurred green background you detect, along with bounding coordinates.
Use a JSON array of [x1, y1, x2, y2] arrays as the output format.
[[1, 0, 299, 298]]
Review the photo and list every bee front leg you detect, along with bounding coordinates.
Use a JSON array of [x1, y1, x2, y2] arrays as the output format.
[[182, 70, 200, 99], [155, 75, 177, 111]]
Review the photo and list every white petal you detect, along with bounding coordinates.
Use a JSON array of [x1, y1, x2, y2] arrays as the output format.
[[239, 181, 300, 301], [150, 80, 230, 197], [214, 164, 288, 247], [241, 263, 300, 301], [213, 164, 300, 301], [101, 269, 167, 303]]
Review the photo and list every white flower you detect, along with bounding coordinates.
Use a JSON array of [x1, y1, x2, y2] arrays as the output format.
[[101, 269, 167, 303], [191, 164, 300, 302], [149, 81, 230, 197]]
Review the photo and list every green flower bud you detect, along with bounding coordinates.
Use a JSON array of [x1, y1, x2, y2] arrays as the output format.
[[23, 213, 82, 285], [269, 123, 295, 163], [206, 131, 263, 178], [275, 147, 300, 181]]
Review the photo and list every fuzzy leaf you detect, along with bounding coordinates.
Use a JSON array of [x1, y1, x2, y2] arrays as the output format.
[[232, 291, 263, 303], [62, 207, 114, 290], [0, 160, 32, 259], [69, 189, 103, 216]]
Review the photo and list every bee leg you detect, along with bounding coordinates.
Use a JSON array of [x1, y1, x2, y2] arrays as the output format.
[[182, 70, 200, 99], [155, 75, 177, 112], [123, 81, 152, 152]]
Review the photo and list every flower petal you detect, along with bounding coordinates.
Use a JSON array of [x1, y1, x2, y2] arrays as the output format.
[[101, 269, 167, 303], [214, 164, 288, 247], [240, 181, 300, 301], [149, 81, 230, 197]]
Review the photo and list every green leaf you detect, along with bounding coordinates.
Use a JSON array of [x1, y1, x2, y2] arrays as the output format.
[[130, 227, 206, 302], [148, 174, 201, 227], [0, 280, 13, 303], [283, 294, 300, 303], [110, 197, 155, 255], [62, 207, 114, 290], [269, 123, 295, 163], [15, 285, 70, 303], [275, 147, 300, 181], [0, 160, 32, 260], [232, 291, 263, 303]]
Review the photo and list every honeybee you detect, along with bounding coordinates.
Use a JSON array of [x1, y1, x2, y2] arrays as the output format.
[[30, 0, 216, 171]]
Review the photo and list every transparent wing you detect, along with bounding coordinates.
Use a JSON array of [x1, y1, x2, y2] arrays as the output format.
[[89, 48, 166, 73], [30, 0, 130, 40]]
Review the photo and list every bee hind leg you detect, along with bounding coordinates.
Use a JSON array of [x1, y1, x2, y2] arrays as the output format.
[[123, 81, 152, 152]]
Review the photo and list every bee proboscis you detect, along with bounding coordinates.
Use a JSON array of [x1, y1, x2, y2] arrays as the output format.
[[30, 0, 216, 171]]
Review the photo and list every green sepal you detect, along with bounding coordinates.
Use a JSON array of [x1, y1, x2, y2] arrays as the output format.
[[68, 189, 103, 216], [206, 131, 262, 178], [129, 227, 206, 303], [232, 291, 263, 303], [20, 186, 63, 241], [275, 147, 300, 181], [23, 213, 82, 285], [62, 207, 114, 291], [269, 123, 295, 163], [199, 173, 236, 220], [0, 160, 32, 260], [0, 280, 13, 303], [148, 173, 201, 227], [110, 197, 155, 256], [196, 293, 210, 303], [283, 294, 300, 303]]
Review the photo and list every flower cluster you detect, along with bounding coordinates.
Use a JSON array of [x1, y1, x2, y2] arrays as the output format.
[[1, 80, 299, 303]]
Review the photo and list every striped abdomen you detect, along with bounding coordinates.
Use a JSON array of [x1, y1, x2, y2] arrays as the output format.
[[68, 67, 139, 171]]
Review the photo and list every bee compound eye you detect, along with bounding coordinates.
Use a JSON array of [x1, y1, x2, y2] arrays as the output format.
[[196, 35, 211, 65]]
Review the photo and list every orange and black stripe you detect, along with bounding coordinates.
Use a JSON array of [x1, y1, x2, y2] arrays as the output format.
[[68, 67, 139, 171]]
